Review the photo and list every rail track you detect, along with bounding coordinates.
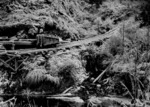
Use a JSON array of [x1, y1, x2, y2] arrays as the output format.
[[0, 24, 122, 55], [0, 24, 122, 72]]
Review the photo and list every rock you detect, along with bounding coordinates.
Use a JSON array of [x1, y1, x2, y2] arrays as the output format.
[[90, 77, 95, 82], [28, 27, 38, 36], [96, 84, 101, 88], [36, 56, 45, 65]]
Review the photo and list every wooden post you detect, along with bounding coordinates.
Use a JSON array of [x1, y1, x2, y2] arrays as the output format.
[[122, 22, 125, 55], [133, 30, 141, 106]]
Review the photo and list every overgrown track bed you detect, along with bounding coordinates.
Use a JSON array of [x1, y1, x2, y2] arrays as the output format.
[[0, 24, 122, 72], [0, 24, 122, 55]]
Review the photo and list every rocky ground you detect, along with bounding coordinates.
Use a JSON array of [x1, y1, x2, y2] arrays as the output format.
[[0, 0, 150, 107]]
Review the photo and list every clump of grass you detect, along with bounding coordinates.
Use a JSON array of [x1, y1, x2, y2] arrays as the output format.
[[47, 54, 88, 85], [24, 66, 60, 86], [23, 53, 88, 92]]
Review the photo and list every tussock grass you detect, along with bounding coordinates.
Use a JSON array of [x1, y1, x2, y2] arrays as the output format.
[[23, 54, 88, 92], [25, 67, 60, 85]]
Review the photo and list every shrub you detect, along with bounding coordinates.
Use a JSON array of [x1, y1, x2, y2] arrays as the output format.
[[80, 44, 112, 77], [23, 53, 88, 92], [104, 36, 123, 56]]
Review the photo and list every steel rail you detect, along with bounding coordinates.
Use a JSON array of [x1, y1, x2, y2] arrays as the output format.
[[0, 24, 122, 55]]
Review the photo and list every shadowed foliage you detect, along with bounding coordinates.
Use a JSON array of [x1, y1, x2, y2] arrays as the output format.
[[23, 53, 88, 92]]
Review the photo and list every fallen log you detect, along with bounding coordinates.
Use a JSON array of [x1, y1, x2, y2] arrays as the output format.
[[0, 97, 16, 105], [0, 23, 35, 37], [0, 93, 74, 98], [47, 96, 84, 103]]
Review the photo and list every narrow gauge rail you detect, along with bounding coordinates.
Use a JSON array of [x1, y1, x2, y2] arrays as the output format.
[[0, 24, 122, 72]]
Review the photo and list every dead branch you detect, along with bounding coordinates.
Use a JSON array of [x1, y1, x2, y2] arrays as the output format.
[[62, 87, 73, 94], [93, 58, 116, 83], [120, 81, 134, 99], [0, 97, 16, 105], [47, 96, 84, 103]]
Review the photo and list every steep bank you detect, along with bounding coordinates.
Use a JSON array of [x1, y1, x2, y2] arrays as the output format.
[[0, 0, 147, 40]]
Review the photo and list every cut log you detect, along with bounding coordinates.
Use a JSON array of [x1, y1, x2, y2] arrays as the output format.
[[0, 23, 35, 37]]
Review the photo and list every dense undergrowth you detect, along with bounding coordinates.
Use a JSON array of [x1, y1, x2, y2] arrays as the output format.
[[0, 0, 147, 40], [80, 20, 150, 101], [0, 0, 150, 107]]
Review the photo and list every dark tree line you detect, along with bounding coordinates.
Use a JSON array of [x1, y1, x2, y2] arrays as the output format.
[[139, 1, 150, 26]]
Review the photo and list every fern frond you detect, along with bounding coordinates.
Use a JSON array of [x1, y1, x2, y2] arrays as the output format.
[[25, 67, 47, 84], [25, 67, 60, 85]]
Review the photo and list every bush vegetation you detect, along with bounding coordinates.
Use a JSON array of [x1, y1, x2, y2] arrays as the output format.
[[21, 53, 88, 93], [0, 0, 146, 40], [1, 0, 150, 106], [79, 20, 150, 100]]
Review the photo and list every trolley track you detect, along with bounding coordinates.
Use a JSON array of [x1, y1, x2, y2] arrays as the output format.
[[0, 24, 122, 55], [0, 24, 122, 71]]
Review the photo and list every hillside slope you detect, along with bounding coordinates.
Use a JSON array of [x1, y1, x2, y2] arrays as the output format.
[[0, 0, 147, 40], [0, 0, 150, 106]]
